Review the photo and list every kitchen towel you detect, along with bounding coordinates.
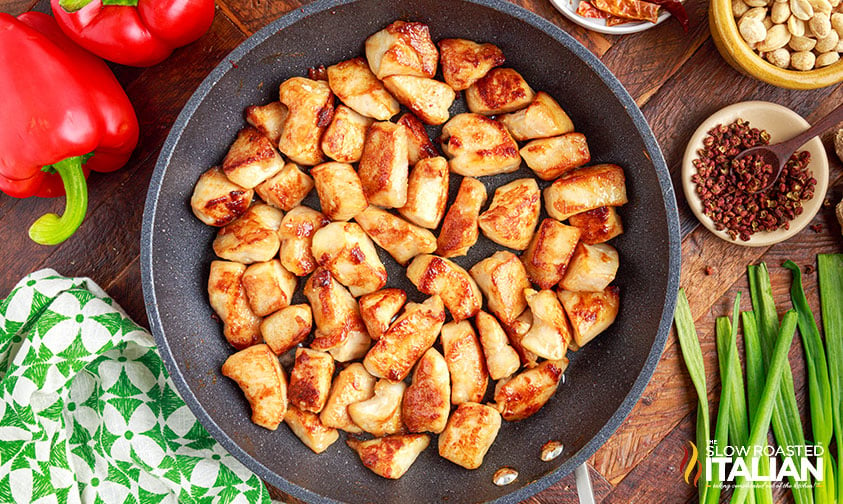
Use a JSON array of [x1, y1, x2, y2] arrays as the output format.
[[0, 269, 270, 504]]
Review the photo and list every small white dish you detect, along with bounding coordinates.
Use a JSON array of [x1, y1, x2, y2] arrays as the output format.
[[548, 0, 671, 35], [681, 101, 829, 247]]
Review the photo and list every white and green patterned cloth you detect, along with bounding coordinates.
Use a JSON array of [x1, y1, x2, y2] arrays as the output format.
[[0, 269, 270, 504]]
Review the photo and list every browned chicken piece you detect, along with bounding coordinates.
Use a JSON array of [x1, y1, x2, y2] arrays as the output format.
[[327, 325, 372, 363], [208, 260, 262, 349], [397, 157, 449, 229], [521, 288, 573, 361], [311, 162, 369, 221], [438, 402, 501, 470], [568, 207, 624, 244], [437, 177, 487, 258], [475, 311, 521, 381], [504, 310, 539, 368], [255, 162, 314, 211], [470, 251, 530, 326], [521, 219, 582, 289], [365, 20, 438, 79], [498, 91, 574, 141], [278, 206, 331, 276], [402, 347, 451, 434], [358, 288, 407, 341], [438, 38, 505, 91], [241, 259, 297, 317], [558, 286, 620, 348], [212, 203, 283, 264], [358, 122, 409, 209], [544, 163, 627, 220], [559, 242, 619, 292], [303, 268, 369, 351], [441, 321, 488, 404], [465, 68, 535, 115], [396, 113, 438, 165], [363, 295, 446, 381], [320, 104, 374, 163], [260, 304, 312, 355], [288, 348, 335, 414], [440, 113, 521, 177], [520, 133, 591, 181], [347, 434, 430, 479], [278, 77, 334, 166], [221, 344, 288, 430], [222, 126, 285, 189], [382, 75, 456, 126], [245, 101, 289, 145], [320, 362, 377, 433], [284, 405, 339, 453], [347, 379, 407, 437], [354, 206, 437, 265], [478, 178, 540, 250], [406, 255, 483, 322], [190, 166, 253, 227], [493, 358, 568, 421], [311, 221, 387, 297], [326, 57, 400, 120]]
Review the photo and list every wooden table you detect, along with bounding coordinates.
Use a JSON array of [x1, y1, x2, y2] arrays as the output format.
[[1, 0, 841, 501]]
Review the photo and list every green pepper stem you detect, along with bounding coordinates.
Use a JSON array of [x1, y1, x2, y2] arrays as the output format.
[[28, 156, 88, 246]]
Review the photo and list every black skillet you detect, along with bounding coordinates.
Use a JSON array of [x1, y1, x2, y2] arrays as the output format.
[[141, 0, 682, 502]]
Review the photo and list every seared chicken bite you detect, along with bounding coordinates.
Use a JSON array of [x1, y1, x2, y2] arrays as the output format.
[[437, 177, 487, 258], [320, 362, 376, 433], [304, 268, 369, 351], [255, 162, 314, 211], [544, 163, 627, 220], [559, 242, 619, 292], [321, 104, 374, 163], [278, 206, 331, 276], [278, 77, 334, 166], [222, 126, 285, 189], [284, 405, 339, 453], [440, 113, 521, 177], [358, 122, 409, 209], [213, 203, 283, 264], [520, 133, 591, 181], [359, 288, 407, 341], [521, 289, 573, 361], [438, 38, 505, 91], [402, 347, 451, 433], [397, 156, 449, 229], [406, 255, 483, 322], [245, 101, 289, 145], [365, 21, 438, 79], [241, 259, 297, 317], [190, 166, 253, 227], [397, 113, 438, 165], [222, 344, 287, 430], [568, 206, 623, 244], [354, 206, 437, 265], [494, 358, 568, 421], [382, 75, 456, 126], [465, 68, 535, 115], [475, 311, 520, 381], [470, 251, 530, 325], [558, 286, 620, 348], [260, 304, 312, 355], [348, 378, 407, 437], [326, 57, 400, 120], [441, 321, 488, 404], [311, 221, 387, 297], [327, 326, 372, 363], [347, 434, 430, 479], [498, 91, 574, 141], [521, 219, 581, 289], [478, 178, 540, 250], [288, 348, 335, 414], [504, 310, 539, 368], [311, 162, 369, 221], [438, 402, 501, 470], [208, 260, 262, 350]]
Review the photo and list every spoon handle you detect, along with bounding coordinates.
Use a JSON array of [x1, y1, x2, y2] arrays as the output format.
[[779, 101, 843, 154]]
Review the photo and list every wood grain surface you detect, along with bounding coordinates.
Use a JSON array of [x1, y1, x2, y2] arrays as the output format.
[[2, 0, 842, 502]]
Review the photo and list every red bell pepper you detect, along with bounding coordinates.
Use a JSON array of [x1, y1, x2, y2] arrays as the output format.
[[0, 12, 139, 245], [51, 0, 215, 67]]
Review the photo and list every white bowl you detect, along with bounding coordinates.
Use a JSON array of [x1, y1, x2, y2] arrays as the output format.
[[681, 101, 829, 247], [548, 0, 670, 34]]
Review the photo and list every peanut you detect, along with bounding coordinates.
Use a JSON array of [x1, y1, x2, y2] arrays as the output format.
[[788, 14, 807, 35], [772, 1, 792, 21], [758, 24, 793, 49], [790, 0, 815, 19], [744, 6, 770, 19], [816, 29, 840, 50], [766, 47, 792, 67], [734, 0, 752, 16], [809, 0, 834, 13], [746, 0, 769, 6], [740, 16, 769, 44], [789, 33, 819, 49], [816, 50, 841, 65], [791, 50, 817, 69], [810, 13, 833, 36], [831, 12, 843, 34]]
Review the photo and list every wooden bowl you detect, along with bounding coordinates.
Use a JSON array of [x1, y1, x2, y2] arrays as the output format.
[[709, 0, 843, 89]]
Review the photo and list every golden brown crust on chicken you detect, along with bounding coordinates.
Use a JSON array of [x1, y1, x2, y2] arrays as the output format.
[[465, 68, 535, 115], [441, 321, 488, 405], [212, 203, 283, 264], [396, 113, 438, 165], [520, 219, 582, 289], [440, 113, 521, 177], [520, 133, 591, 181], [358, 122, 409, 209], [365, 21, 438, 79], [303, 268, 368, 351], [327, 57, 400, 121], [498, 91, 574, 141], [475, 311, 521, 381], [208, 261, 262, 350], [493, 358, 568, 421], [521, 289, 573, 361], [311, 221, 388, 297], [504, 310, 539, 368], [284, 405, 339, 453], [478, 178, 540, 250], [438, 38, 505, 91], [438, 402, 501, 470], [311, 162, 369, 221], [354, 206, 437, 266], [544, 163, 627, 221], [278, 77, 334, 166], [436, 177, 487, 258], [469, 251, 530, 326], [255, 162, 314, 212], [321, 105, 374, 163], [222, 126, 285, 189], [260, 304, 312, 356], [402, 347, 451, 434], [245, 101, 289, 146], [241, 259, 297, 317], [558, 286, 620, 348], [288, 348, 335, 414], [406, 255, 483, 322], [568, 207, 623, 244], [559, 242, 619, 292], [190, 166, 254, 227], [278, 206, 331, 276], [347, 434, 430, 479], [397, 156, 449, 229], [221, 344, 287, 430], [382, 75, 456, 126], [358, 288, 407, 341], [347, 379, 407, 436], [320, 362, 376, 433]]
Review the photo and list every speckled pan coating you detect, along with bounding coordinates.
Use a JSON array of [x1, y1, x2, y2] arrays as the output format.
[[141, 1, 682, 502]]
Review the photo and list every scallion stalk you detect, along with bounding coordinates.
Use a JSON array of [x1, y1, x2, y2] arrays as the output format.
[[741, 311, 774, 504], [819, 254, 843, 504]]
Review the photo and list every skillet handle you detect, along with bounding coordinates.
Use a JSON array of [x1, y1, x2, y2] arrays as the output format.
[[575, 464, 596, 504]]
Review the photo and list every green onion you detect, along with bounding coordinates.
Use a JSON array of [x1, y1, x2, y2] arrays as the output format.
[[741, 311, 774, 504], [819, 254, 843, 504]]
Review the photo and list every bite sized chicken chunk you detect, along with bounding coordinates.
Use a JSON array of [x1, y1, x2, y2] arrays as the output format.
[[222, 344, 287, 430], [544, 163, 627, 221], [347, 434, 430, 479], [222, 126, 285, 189], [478, 178, 540, 250], [437, 177, 487, 258], [402, 347, 451, 434], [327, 326, 372, 363], [438, 402, 501, 470], [504, 310, 539, 368], [568, 206, 623, 244], [208, 261, 262, 349], [241, 259, 297, 317], [363, 295, 446, 381], [260, 304, 312, 356], [382, 75, 456, 126], [321, 104, 374, 163], [245, 100, 289, 145], [440, 113, 520, 177], [304, 268, 368, 351], [365, 20, 438, 79], [465, 68, 535, 115], [558, 286, 620, 348], [406, 255, 483, 322], [359, 289, 407, 341], [358, 122, 409, 209], [326, 57, 400, 120], [348, 379, 407, 437], [438, 38, 505, 91], [320, 362, 376, 433], [521, 219, 581, 289], [288, 348, 335, 414], [470, 251, 530, 326], [311, 162, 369, 221], [521, 289, 573, 361], [190, 166, 253, 227], [278, 206, 331, 276], [397, 113, 438, 165], [278, 77, 334, 166], [311, 221, 387, 297], [441, 321, 488, 404], [397, 156, 449, 229], [475, 311, 520, 381], [494, 358, 568, 421], [498, 91, 574, 141], [284, 405, 339, 453], [354, 206, 437, 265], [255, 162, 314, 211], [559, 242, 619, 292], [212, 203, 283, 264], [521, 133, 591, 181]]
